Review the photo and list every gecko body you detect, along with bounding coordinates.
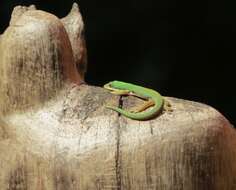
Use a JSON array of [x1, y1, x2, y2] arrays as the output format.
[[104, 81, 166, 120]]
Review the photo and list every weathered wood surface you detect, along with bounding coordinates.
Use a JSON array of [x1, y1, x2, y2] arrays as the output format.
[[0, 4, 236, 190], [0, 86, 235, 190], [61, 3, 87, 79], [0, 4, 84, 114]]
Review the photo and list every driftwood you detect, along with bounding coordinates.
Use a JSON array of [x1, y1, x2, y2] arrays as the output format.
[[0, 4, 236, 190]]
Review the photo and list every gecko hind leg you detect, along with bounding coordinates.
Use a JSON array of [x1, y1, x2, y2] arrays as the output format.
[[130, 99, 155, 113]]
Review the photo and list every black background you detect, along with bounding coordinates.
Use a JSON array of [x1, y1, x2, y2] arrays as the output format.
[[0, 0, 235, 125]]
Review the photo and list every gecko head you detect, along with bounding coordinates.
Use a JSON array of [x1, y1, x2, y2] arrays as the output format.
[[103, 80, 126, 90], [104, 81, 123, 88], [104, 81, 116, 90]]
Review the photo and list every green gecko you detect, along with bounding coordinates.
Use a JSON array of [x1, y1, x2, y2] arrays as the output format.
[[104, 81, 171, 120]]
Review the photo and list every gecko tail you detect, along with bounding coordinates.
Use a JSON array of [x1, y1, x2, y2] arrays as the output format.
[[105, 105, 162, 121], [106, 105, 130, 115]]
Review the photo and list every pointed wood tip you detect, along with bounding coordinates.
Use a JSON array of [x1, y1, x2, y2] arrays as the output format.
[[71, 2, 80, 13]]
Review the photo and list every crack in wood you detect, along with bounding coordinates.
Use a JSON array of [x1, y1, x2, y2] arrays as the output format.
[[115, 95, 123, 190]]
